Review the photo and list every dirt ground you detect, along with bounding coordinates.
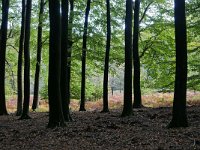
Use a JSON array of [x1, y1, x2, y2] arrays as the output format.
[[0, 106, 199, 150]]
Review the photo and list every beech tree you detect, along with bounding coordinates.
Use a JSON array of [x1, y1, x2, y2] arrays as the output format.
[[102, 0, 111, 113], [16, 0, 26, 116], [80, 0, 91, 111], [32, 0, 45, 111], [132, 0, 142, 108], [65, 0, 74, 116], [48, 0, 66, 127], [168, 0, 188, 128], [20, 0, 32, 119], [121, 0, 133, 117], [61, 0, 72, 121], [0, 0, 9, 115]]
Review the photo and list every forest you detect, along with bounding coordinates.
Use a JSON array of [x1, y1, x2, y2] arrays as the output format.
[[0, 0, 200, 149]]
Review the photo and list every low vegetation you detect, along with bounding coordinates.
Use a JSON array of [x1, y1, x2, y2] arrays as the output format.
[[6, 91, 200, 113]]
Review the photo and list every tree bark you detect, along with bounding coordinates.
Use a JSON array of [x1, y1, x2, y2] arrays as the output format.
[[80, 0, 91, 111], [132, 0, 142, 108], [121, 0, 133, 117], [102, 0, 111, 113], [32, 0, 45, 111], [61, 0, 72, 121], [20, 0, 32, 119], [0, 0, 9, 115], [16, 0, 26, 116], [65, 0, 74, 120], [168, 0, 188, 128], [48, 0, 66, 128]]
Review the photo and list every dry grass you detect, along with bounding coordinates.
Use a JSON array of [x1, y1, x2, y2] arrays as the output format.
[[6, 91, 200, 113]]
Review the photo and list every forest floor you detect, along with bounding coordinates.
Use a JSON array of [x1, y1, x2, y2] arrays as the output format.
[[0, 92, 200, 150]]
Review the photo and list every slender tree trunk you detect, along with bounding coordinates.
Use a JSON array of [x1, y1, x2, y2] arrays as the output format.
[[121, 0, 133, 117], [132, 0, 142, 108], [65, 0, 74, 120], [48, 0, 66, 128], [79, 0, 91, 111], [61, 0, 72, 122], [32, 0, 45, 111], [102, 0, 111, 113], [16, 0, 26, 116], [20, 0, 32, 119], [0, 0, 9, 115], [168, 0, 188, 128]]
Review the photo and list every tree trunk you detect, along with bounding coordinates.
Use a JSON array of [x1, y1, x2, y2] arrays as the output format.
[[80, 0, 91, 111], [16, 0, 26, 116], [61, 0, 72, 122], [121, 0, 133, 117], [65, 0, 74, 120], [48, 0, 66, 128], [132, 0, 142, 108], [32, 0, 45, 111], [102, 0, 111, 113], [168, 0, 188, 128], [20, 0, 32, 119], [0, 0, 9, 115]]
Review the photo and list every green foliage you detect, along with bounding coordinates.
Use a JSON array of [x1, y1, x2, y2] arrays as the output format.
[[40, 82, 48, 99], [3, 0, 200, 100]]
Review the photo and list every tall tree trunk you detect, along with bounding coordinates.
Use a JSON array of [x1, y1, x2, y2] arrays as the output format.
[[20, 0, 32, 119], [79, 0, 91, 111], [48, 0, 66, 128], [65, 0, 74, 117], [102, 0, 111, 113], [0, 0, 9, 115], [61, 0, 72, 121], [32, 0, 45, 111], [132, 0, 142, 108], [121, 0, 133, 117], [16, 0, 26, 116], [168, 0, 188, 128]]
